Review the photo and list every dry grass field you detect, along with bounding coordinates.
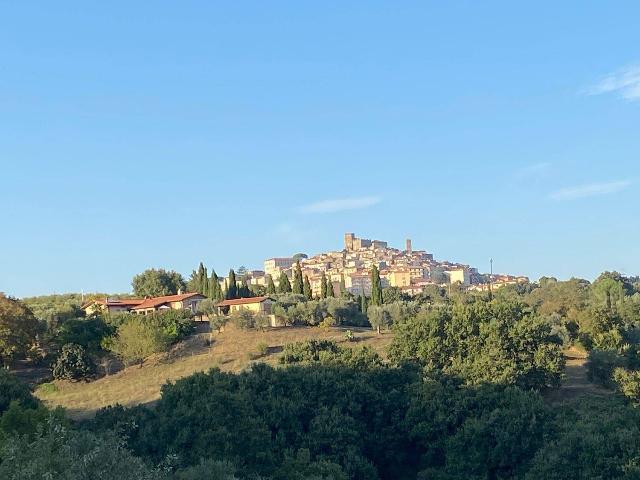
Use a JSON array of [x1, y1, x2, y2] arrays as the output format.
[[35, 324, 393, 420]]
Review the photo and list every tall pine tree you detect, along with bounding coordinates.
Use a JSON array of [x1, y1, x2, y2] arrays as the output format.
[[278, 272, 292, 294], [370, 265, 383, 306], [303, 275, 312, 300], [292, 261, 304, 295], [266, 275, 276, 295]]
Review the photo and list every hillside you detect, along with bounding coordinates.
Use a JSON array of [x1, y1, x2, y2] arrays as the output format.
[[35, 324, 392, 419]]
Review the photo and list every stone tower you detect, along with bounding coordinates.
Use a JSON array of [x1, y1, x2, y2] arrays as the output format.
[[344, 233, 355, 251]]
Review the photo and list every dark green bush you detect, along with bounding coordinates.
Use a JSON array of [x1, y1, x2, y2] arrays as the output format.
[[52, 343, 96, 381]]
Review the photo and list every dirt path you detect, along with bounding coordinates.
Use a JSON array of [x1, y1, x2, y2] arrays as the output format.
[[547, 345, 611, 403]]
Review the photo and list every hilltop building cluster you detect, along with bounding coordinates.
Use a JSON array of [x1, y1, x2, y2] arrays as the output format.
[[256, 233, 527, 297]]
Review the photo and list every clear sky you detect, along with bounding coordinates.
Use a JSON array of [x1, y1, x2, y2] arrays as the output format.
[[1, 1, 639, 298]]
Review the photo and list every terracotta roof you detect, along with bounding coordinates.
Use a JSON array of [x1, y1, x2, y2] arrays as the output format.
[[216, 296, 272, 307], [82, 298, 144, 309], [131, 292, 205, 310]]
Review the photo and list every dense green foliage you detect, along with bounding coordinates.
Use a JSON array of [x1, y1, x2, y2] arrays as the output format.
[[0, 369, 39, 414], [3, 270, 640, 478], [53, 316, 114, 352], [272, 295, 367, 327], [0, 293, 41, 365], [52, 343, 96, 381], [389, 300, 565, 389], [132, 269, 186, 297], [21, 293, 89, 323], [277, 272, 292, 294], [103, 311, 195, 366]]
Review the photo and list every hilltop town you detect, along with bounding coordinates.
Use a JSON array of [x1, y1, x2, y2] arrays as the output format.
[[253, 233, 528, 297]]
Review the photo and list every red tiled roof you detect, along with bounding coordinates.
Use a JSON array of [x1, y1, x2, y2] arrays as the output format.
[[131, 292, 205, 310], [82, 298, 144, 309], [216, 296, 272, 307]]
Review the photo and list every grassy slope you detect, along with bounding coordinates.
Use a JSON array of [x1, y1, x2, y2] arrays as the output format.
[[36, 325, 393, 420]]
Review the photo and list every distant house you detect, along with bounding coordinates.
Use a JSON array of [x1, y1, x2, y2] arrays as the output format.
[[215, 296, 274, 315], [130, 292, 207, 315], [215, 296, 281, 326], [83, 298, 145, 316]]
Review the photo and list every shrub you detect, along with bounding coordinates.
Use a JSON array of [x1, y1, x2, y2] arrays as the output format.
[[256, 342, 269, 357], [319, 316, 336, 330], [280, 340, 341, 364], [586, 349, 625, 388], [54, 317, 113, 353], [52, 343, 96, 381], [613, 368, 640, 404], [103, 318, 171, 366], [230, 309, 256, 329], [254, 314, 270, 332], [209, 314, 229, 333], [0, 369, 39, 414], [344, 330, 355, 342]]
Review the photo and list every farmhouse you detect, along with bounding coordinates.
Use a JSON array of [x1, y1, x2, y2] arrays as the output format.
[[83, 292, 206, 316], [215, 296, 283, 326], [130, 292, 207, 315], [215, 296, 274, 315], [83, 298, 145, 316]]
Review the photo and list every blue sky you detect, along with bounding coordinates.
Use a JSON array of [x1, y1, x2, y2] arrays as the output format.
[[1, 1, 639, 297]]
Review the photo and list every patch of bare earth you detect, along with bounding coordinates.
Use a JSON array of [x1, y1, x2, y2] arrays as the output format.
[[546, 345, 612, 404], [35, 324, 392, 420]]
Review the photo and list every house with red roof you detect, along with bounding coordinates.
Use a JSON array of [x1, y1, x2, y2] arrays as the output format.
[[130, 292, 207, 315]]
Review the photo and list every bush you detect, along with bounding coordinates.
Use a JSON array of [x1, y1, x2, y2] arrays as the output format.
[[280, 340, 341, 364], [109, 310, 195, 343], [103, 318, 172, 366], [0, 369, 39, 414], [229, 309, 256, 329], [586, 349, 626, 388], [209, 314, 229, 333], [54, 317, 113, 353], [0, 420, 161, 480], [344, 330, 355, 342], [52, 343, 96, 381], [256, 342, 269, 357], [254, 314, 270, 331], [613, 368, 640, 404]]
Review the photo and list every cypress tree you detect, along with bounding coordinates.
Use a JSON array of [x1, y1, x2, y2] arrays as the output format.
[[339, 274, 347, 297], [370, 266, 383, 306], [209, 270, 222, 301], [224, 279, 229, 299], [202, 266, 209, 297], [292, 261, 304, 295], [303, 275, 312, 300], [278, 272, 292, 294], [360, 288, 368, 315], [227, 269, 238, 299], [320, 272, 328, 299], [199, 262, 207, 294], [240, 276, 253, 297], [326, 278, 335, 297], [266, 275, 276, 295]]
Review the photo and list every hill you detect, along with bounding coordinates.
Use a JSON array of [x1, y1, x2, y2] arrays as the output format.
[[35, 324, 392, 419]]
